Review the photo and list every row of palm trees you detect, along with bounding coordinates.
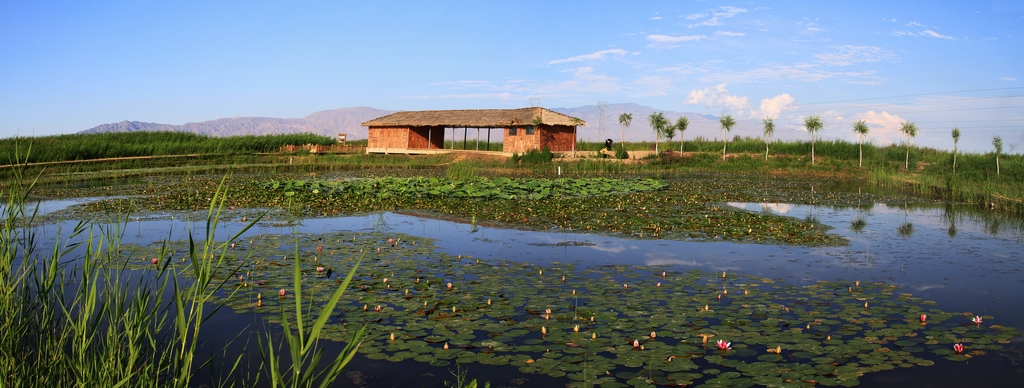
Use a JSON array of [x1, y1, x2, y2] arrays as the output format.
[[616, 111, 937, 169]]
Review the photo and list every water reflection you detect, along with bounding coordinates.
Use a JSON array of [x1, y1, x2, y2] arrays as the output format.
[[17, 195, 1024, 386]]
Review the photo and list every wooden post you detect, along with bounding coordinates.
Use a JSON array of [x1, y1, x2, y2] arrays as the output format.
[[486, 128, 491, 151], [463, 127, 468, 150]]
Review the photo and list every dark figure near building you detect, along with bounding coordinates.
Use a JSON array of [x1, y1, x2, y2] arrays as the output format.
[[605, 139, 614, 151]]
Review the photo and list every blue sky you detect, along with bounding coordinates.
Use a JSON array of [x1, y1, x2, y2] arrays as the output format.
[[1, 1, 1021, 153]]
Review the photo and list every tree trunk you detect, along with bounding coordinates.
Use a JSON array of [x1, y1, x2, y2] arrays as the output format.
[[811, 134, 816, 164], [953, 149, 957, 173], [997, 156, 1000, 175], [859, 141, 863, 167], [722, 129, 727, 161], [765, 142, 769, 161], [905, 142, 910, 170]]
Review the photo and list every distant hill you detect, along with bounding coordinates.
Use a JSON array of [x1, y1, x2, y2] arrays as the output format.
[[82, 104, 722, 143], [81, 107, 396, 140]]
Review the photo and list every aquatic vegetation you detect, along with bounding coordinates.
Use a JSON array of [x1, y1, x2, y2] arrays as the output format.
[[264, 176, 669, 200], [117, 230, 1020, 388]]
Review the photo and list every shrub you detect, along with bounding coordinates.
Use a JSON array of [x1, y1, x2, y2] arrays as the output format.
[[520, 147, 554, 164], [616, 147, 629, 159]]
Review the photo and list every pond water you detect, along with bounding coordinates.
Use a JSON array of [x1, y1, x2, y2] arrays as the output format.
[[29, 198, 1024, 387]]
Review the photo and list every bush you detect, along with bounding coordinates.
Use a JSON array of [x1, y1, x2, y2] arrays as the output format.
[[508, 153, 521, 165], [616, 147, 630, 160], [520, 147, 554, 164]]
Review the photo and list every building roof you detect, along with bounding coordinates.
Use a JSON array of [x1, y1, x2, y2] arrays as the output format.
[[361, 107, 586, 128]]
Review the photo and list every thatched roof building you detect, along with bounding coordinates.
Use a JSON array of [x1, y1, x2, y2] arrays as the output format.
[[362, 107, 585, 128], [362, 108, 586, 154]]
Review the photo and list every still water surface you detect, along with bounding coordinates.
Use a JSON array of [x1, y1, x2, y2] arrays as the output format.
[[30, 198, 1024, 387]]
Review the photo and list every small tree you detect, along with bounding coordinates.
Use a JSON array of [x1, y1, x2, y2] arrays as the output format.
[[618, 113, 632, 153], [852, 119, 870, 167], [762, 117, 774, 161], [993, 135, 1003, 175], [719, 114, 736, 161], [647, 111, 668, 154], [899, 120, 918, 170], [662, 117, 677, 147], [675, 116, 689, 154], [951, 127, 961, 173], [803, 115, 823, 164]]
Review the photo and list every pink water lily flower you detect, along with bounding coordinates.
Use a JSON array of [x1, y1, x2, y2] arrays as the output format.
[[972, 316, 983, 325], [919, 314, 927, 323], [953, 343, 964, 354], [316, 266, 324, 273], [716, 340, 731, 350], [632, 339, 640, 349]]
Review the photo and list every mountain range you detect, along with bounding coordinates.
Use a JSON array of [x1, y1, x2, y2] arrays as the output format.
[[81, 104, 722, 143]]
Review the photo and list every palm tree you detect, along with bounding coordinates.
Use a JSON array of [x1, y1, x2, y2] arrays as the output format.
[[803, 115, 823, 164], [675, 116, 689, 154], [618, 113, 632, 153], [647, 112, 667, 154], [993, 135, 1003, 175], [762, 117, 774, 161], [951, 127, 961, 173], [899, 120, 918, 170], [719, 114, 736, 161], [852, 120, 870, 167]]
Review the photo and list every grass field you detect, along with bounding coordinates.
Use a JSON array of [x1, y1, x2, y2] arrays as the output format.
[[1, 131, 1021, 214]]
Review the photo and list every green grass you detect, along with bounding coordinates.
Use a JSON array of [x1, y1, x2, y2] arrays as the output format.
[[3, 132, 1021, 215], [0, 131, 337, 164], [0, 154, 363, 386]]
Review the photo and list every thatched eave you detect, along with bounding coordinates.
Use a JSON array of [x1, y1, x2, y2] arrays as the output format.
[[361, 107, 586, 128]]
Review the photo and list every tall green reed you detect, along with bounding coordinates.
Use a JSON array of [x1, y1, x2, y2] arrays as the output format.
[[0, 145, 363, 387]]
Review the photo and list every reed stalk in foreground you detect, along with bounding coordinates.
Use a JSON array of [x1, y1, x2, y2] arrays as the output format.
[[0, 145, 363, 387], [259, 239, 365, 388]]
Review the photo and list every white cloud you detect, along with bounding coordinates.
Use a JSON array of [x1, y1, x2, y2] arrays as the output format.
[[690, 17, 723, 27], [758, 93, 796, 119], [1000, 77, 1018, 81], [715, 6, 748, 18], [905, 21, 926, 28], [684, 83, 751, 112], [547, 49, 629, 65], [856, 110, 907, 145], [921, 29, 954, 39], [646, 34, 707, 48], [893, 28, 955, 40], [815, 45, 895, 66], [715, 31, 746, 37], [687, 6, 747, 28], [529, 66, 621, 95], [697, 64, 882, 84], [650, 14, 663, 20]]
